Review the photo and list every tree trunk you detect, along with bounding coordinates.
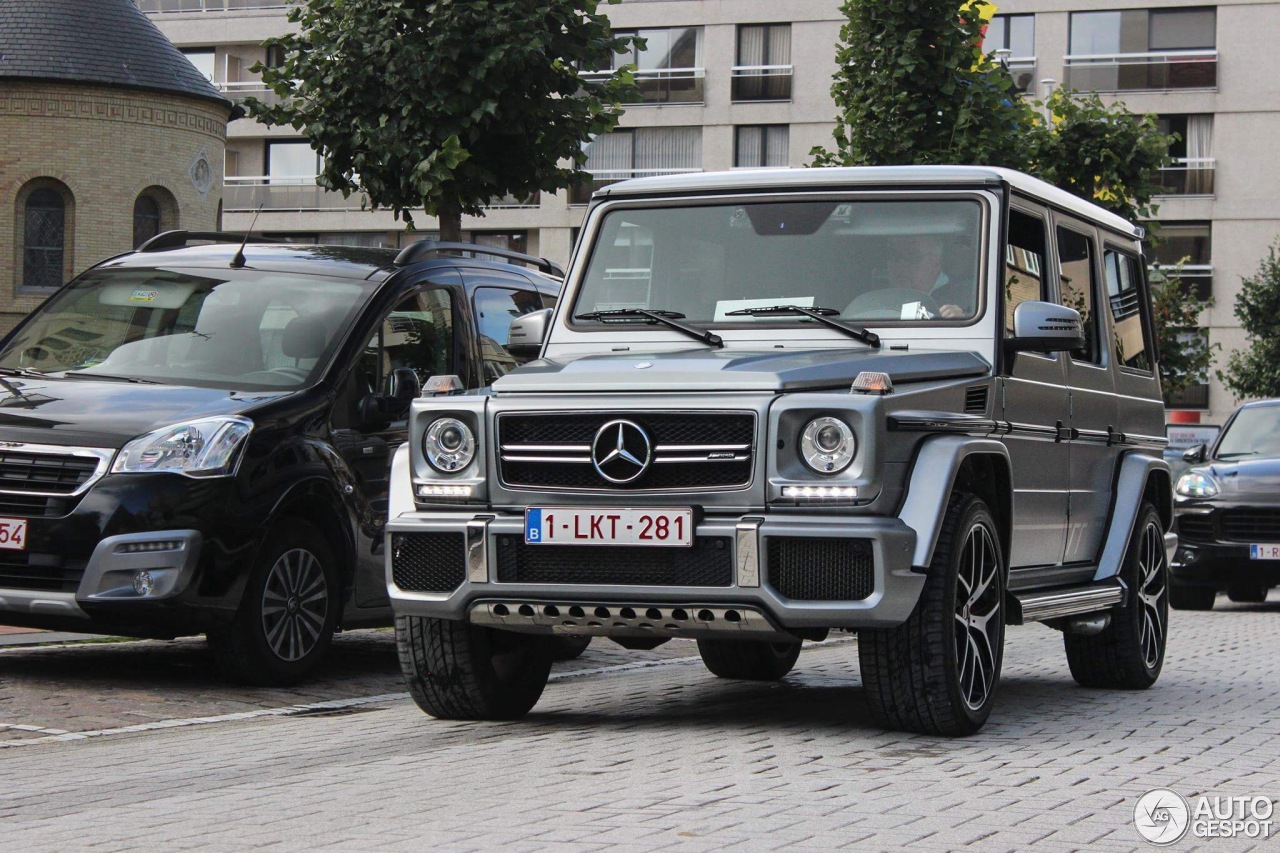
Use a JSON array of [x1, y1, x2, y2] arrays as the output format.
[[437, 197, 463, 243]]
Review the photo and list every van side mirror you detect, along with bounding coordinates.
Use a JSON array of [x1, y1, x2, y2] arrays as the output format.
[[1005, 301, 1087, 354], [507, 308, 552, 359], [1182, 444, 1207, 464], [358, 368, 421, 429], [386, 367, 421, 406]]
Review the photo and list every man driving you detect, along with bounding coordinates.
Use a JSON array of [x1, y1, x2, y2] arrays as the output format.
[[845, 237, 974, 320]]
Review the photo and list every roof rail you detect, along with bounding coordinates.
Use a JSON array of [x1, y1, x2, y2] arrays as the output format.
[[136, 230, 283, 253], [393, 240, 564, 278]]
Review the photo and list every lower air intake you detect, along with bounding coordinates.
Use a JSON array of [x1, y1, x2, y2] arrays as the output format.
[[391, 533, 466, 593], [766, 537, 875, 601]]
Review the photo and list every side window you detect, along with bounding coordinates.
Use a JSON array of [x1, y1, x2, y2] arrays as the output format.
[[347, 290, 454, 424], [473, 287, 544, 380], [1004, 209, 1048, 335], [1105, 250, 1153, 372], [1056, 226, 1099, 364]]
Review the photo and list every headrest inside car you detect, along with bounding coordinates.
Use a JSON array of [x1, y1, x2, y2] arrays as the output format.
[[281, 316, 328, 360]]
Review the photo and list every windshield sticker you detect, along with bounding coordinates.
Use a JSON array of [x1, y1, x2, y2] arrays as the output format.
[[715, 297, 813, 322], [128, 289, 160, 303]]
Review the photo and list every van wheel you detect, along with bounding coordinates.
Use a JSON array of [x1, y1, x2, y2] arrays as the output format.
[[549, 635, 592, 661], [859, 492, 1005, 736], [1169, 580, 1215, 610], [1227, 580, 1268, 603], [1065, 503, 1167, 689], [397, 615, 553, 720], [209, 519, 338, 686], [697, 638, 802, 681]]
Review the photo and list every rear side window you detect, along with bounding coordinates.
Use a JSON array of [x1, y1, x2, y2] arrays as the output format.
[[1004, 209, 1047, 335], [1056, 226, 1099, 364], [1104, 250, 1153, 372]]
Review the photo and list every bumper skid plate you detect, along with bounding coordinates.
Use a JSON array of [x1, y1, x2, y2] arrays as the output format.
[[469, 599, 793, 641]]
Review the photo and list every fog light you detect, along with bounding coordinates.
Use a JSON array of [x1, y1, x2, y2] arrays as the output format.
[[782, 485, 859, 500], [133, 571, 155, 596], [416, 483, 474, 498], [114, 540, 185, 554]]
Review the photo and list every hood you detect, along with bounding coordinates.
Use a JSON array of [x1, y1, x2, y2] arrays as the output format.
[[0, 377, 292, 448], [493, 347, 991, 394], [1198, 456, 1280, 500]]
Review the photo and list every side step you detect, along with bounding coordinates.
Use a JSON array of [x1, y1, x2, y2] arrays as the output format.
[[1007, 579, 1125, 625]]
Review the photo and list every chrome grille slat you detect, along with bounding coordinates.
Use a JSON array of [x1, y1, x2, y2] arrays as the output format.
[[0, 444, 114, 498]]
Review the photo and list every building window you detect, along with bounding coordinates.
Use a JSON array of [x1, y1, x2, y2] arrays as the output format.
[[21, 184, 72, 291], [265, 44, 286, 69], [734, 126, 789, 168], [181, 48, 216, 84], [985, 14, 1036, 93], [1151, 222, 1212, 301], [572, 127, 702, 204], [732, 24, 792, 101], [593, 27, 704, 104], [1154, 115, 1215, 196], [1066, 7, 1216, 91], [265, 141, 321, 185], [133, 196, 161, 249]]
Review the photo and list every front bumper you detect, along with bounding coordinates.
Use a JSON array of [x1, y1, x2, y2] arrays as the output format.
[[1172, 503, 1280, 590], [386, 510, 922, 633]]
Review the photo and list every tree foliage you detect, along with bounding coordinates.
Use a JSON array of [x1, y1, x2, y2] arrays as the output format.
[[1218, 242, 1280, 400], [1148, 263, 1218, 396], [248, 0, 638, 240]]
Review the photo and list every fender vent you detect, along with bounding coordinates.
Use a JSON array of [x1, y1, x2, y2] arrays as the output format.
[[964, 385, 988, 414]]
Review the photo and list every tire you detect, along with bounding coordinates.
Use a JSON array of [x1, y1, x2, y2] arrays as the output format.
[[1169, 580, 1215, 611], [549, 635, 592, 661], [697, 638, 802, 681], [859, 492, 1005, 736], [396, 615, 553, 720], [1227, 580, 1269, 603], [208, 519, 338, 686], [1065, 503, 1167, 689]]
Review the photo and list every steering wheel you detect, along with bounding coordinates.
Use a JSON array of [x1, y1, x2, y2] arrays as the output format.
[[845, 288, 941, 320]]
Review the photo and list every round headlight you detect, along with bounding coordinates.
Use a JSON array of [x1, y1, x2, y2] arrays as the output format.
[[800, 417, 856, 474], [1176, 471, 1219, 499], [423, 418, 475, 473]]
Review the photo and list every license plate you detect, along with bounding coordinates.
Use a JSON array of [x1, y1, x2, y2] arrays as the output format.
[[0, 517, 28, 551], [1250, 543, 1280, 560], [525, 507, 693, 547]]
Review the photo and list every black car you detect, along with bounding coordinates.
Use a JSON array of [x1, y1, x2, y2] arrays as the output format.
[[0, 232, 560, 683], [1172, 399, 1280, 609]]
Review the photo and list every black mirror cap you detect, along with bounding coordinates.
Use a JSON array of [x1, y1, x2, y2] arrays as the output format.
[[387, 367, 422, 403], [1182, 444, 1208, 463]]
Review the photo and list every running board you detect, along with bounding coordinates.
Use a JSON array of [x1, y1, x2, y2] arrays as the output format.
[[1007, 580, 1126, 625]]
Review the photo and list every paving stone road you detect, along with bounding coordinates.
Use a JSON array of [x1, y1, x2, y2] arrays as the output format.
[[1, 598, 1278, 851]]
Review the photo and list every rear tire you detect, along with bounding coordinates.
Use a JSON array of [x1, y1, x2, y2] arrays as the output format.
[[1227, 580, 1268, 603], [697, 638, 801, 681], [858, 492, 1005, 736], [1169, 580, 1216, 611], [396, 615, 553, 720], [1064, 503, 1167, 689]]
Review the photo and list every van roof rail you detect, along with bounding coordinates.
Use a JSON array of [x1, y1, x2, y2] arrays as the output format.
[[393, 240, 564, 278], [136, 230, 283, 253]]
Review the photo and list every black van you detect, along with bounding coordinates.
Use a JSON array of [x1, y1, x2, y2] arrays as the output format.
[[0, 233, 560, 683]]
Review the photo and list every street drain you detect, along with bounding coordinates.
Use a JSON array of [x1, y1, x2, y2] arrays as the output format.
[[285, 705, 383, 718]]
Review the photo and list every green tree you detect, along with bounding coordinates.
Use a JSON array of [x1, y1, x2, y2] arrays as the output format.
[[248, 0, 639, 240], [1218, 242, 1280, 399], [1148, 263, 1217, 396]]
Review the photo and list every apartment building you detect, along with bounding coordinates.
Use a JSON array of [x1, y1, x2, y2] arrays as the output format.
[[140, 0, 1280, 423]]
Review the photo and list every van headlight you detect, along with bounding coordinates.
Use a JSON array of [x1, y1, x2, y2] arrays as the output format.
[[424, 417, 476, 473], [800, 417, 856, 474], [1176, 471, 1220, 499], [112, 417, 252, 478]]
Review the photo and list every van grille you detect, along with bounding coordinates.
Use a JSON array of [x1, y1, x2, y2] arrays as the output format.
[[0, 451, 100, 495], [0, 552, 87, 593]]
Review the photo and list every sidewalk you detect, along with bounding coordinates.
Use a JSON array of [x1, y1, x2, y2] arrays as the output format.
[[0, 626, 96, 646]]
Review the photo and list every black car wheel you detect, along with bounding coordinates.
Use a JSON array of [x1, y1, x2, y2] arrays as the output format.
[[1227, 579, 1269, 603], [1170, 579, 1216, 611], [697, 639, 802, 681]]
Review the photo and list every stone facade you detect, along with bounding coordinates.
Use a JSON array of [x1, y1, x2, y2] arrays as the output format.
[[0, 81, 227, 334]]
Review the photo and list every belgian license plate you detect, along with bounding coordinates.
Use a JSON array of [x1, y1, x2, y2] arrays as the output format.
[[0, 517, 28, 551], [525, 507, 693, 547], [1250, 544, 1280, 560]]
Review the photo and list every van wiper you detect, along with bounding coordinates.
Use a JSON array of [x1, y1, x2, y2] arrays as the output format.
[[726, 305, 880, 349], [575, 308, 723, 349], [0, 366, 46, 378], [62, 371, 161, 384]]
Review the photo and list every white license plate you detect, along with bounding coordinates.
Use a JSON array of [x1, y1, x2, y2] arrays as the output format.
[[0, 517, 28, 551], [1250, 543, 1280, 560], [525, 507, 693, 547]]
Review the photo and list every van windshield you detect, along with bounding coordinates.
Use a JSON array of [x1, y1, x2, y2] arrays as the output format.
[[573, 198, 984, 326], [0, 267, 374, 391]]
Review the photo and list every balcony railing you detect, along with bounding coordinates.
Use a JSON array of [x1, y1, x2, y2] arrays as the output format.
[[137, 0, 288, 12], [569, 168, 701, 205], [1063, 50, 1218, 92], [1154, 158, 1216, 196], [224, 177, 539, 213], [217, 82, 285, 109], [1004, 58, 1037, 94], [582, 68, 705, 104], [1151, 263, 1214, 301], [730, 64, 794, 101]]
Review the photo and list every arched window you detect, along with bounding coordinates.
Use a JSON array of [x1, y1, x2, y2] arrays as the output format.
[[23, 188, 66, 290], [133, 195, 162, 248]]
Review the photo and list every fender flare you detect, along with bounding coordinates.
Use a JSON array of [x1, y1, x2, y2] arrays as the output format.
[[898, 436, 1012, 569], [264, 476, 360, 583], [1094, 453, 1174, 581]]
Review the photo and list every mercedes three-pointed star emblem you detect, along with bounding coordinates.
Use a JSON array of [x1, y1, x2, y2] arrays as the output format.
[[591, 419, 652, 484]]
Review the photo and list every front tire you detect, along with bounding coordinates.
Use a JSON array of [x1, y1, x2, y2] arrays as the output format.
[[397, 615, 553, 720], [1170, 580, 1215, 611], [1227, 579, 1268, 603], [697, 639, 801, 681], [859, 493, 1005, 736], [1064, 503, 1167, 689]]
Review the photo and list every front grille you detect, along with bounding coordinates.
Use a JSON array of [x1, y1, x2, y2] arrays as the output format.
[[1176, 515, 1216, 542], [766, 537, 875, 601], [0, 551, 86, 593], [1220, 508, 1280, 542], [391, 533, 466, 593], [0, 452, 99, 495], [497, 411, 755, 491], [495, 535, 733, 586]]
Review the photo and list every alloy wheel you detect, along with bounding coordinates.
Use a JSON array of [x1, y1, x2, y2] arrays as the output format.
[[261, 547, 329, 662], [1137, 520, 1168, 671], [954, 523, 1002, 711]]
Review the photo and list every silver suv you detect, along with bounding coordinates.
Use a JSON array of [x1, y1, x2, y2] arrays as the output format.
[[386, 167, 1175, 735]]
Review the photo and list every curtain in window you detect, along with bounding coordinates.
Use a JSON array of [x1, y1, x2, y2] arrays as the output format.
[[23, 188, 65, 290], [1185, 115, 1213, 194], [768, 25, 791, 65], [584, 132, 635, 178], [738, 25, 765, 66], [634, 127, 701, 177], [736, 126, 788, 168]]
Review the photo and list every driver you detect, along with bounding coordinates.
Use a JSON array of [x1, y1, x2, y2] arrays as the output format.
[[847, 238, 973, 319]]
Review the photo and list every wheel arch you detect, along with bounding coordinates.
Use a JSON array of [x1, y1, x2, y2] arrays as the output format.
[[265, 479, 358, 590], [1094, 453, 1174, 581]]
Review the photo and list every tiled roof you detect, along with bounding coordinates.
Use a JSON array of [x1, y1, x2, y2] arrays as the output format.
[[0, 0, 230, 109]]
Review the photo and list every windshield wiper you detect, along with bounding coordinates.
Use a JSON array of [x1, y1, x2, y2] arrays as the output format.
[[61, 371, 161, 385], [575, 308, 723, 349], [0, 366, 46, 378], [725, 305, 880, 349]]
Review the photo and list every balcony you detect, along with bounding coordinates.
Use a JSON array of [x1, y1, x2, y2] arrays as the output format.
[[224, 178, 539, 213], [730, 65, 793, 102], [1063, 50, 1217, 92], [217, 82, 286, 109], [582, 68, 705, 105], [1154, 158, 1215, 196], [1004, 58, 1037, 94], [1151, 263, 1214, 301], [569, 168, 701, 205], [137, 0, 288, 12]]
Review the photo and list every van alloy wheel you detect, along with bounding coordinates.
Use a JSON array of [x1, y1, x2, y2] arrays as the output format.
[[955, 523, 1001, 712], [261, 547, 329, 663]]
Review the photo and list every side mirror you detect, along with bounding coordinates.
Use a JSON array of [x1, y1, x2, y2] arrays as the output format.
[[507, 308, 552, 359], [1006, 301, 1087, 354], [386, 367, 421, 406], [1182, 444, 1208, 464]]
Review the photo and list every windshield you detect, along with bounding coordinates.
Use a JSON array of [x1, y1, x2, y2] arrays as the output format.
[[1217, 406, 1280, 459], [573, 198, 984, 326], [0, 266, 374, 391]]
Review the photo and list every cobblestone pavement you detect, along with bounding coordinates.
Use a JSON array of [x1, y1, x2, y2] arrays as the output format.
[[1, 599, 1279, 851]]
